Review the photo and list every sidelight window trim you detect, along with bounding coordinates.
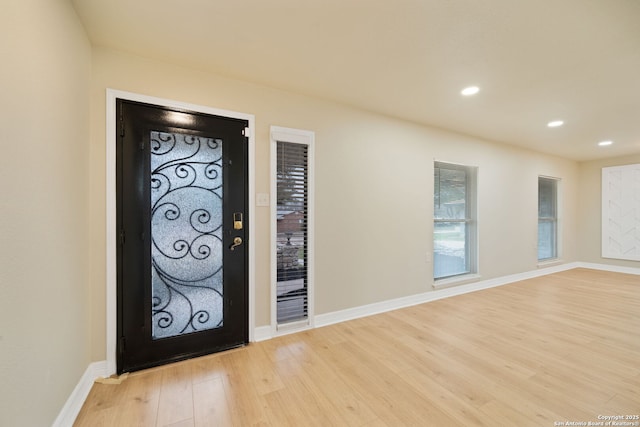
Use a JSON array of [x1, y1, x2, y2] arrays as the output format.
[[270, 126, 315, 336]]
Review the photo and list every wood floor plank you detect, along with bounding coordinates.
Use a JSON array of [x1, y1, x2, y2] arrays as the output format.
[[75, 268, 640, 426], [478, 399, 545, 427], [192, 377, 232, 427], [278, 346, 379, 425], [190, 352, 227, 385], [163, 419, 194, 427], [155, 361, 194, 426], [73, 403, 117, 427], [261, 374, 346, 427], [217, 350, 271, 425], [241, 344, 286, 396], [111, 371, 161, 426], [396, 367, 491, 426], [320, 340, 461, 426]]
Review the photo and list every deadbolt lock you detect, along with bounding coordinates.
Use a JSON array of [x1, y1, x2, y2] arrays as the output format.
[[233, 212, 243, 230]]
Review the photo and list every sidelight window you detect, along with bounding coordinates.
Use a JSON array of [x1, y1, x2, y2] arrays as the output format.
[[271, 127, 314, 330]]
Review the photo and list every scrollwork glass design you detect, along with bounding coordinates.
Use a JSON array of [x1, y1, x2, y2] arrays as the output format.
[[150, 131, 224, 339]]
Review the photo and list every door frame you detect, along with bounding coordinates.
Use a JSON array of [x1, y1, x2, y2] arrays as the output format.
[[105, 89, 255, 375]]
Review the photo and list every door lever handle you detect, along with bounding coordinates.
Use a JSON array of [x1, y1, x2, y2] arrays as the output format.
[[230, 236, 243, 251]]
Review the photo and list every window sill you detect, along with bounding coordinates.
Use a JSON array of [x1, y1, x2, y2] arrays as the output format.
[[433, 273, 481, 290], [275, 319, 311, 336], [537, 258, 563, 268]]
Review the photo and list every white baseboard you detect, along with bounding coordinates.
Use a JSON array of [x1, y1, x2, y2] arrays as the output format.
[[315, 262, 581, 328], [577, 261, 640, 275], [58, 260, 639, 425], [52, 361, 108, 427], [312, 261, 639, 329], [253, 325, 273, 342]]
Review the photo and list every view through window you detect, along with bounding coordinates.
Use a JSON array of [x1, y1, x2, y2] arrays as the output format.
[[538, 176, 558, 261], [276, 141, 309, 323], [434, 162, 477, 279]]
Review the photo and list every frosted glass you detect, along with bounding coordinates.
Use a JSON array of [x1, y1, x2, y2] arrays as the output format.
[[150, 131, 224, 339]]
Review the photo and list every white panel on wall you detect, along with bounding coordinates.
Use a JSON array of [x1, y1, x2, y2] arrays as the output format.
[[602, 163, 640, 261]]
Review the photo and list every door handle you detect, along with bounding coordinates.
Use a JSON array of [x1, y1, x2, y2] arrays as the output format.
[[229, 237, 243, 251]]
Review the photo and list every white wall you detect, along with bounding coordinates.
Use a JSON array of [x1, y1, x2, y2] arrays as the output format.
[[0, 0, 92, 425], [88, 47, 580, 359]]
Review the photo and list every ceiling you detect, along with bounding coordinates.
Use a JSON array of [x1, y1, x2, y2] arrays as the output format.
[[72, 0, 640, 161]]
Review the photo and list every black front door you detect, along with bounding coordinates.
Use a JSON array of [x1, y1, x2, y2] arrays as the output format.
[[116, 99, 248, 374]]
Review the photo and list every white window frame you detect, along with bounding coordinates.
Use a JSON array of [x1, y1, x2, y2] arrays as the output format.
[[433, 161, 478, 283], [270, 126, 315, 336], [538, 175, 561, 262]]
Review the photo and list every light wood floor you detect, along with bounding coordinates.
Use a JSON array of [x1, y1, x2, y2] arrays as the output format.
[[74, 268, 640, 426]]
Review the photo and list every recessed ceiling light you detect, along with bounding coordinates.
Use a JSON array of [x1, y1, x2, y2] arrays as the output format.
[[547, 120, 564, 128], [461, 86, 480, 96], [598, 140, 613, 146]]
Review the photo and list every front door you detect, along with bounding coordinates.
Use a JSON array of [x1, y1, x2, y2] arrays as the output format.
[[117, 99, 248, 374]]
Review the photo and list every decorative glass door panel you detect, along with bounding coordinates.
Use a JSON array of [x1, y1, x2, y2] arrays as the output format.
[[150, 131, 224, 339]]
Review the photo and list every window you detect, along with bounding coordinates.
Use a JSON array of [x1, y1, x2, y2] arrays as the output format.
[[271, 127, 314, 330], [434, 162, 477, 280], [538, 176, 558, 261]]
